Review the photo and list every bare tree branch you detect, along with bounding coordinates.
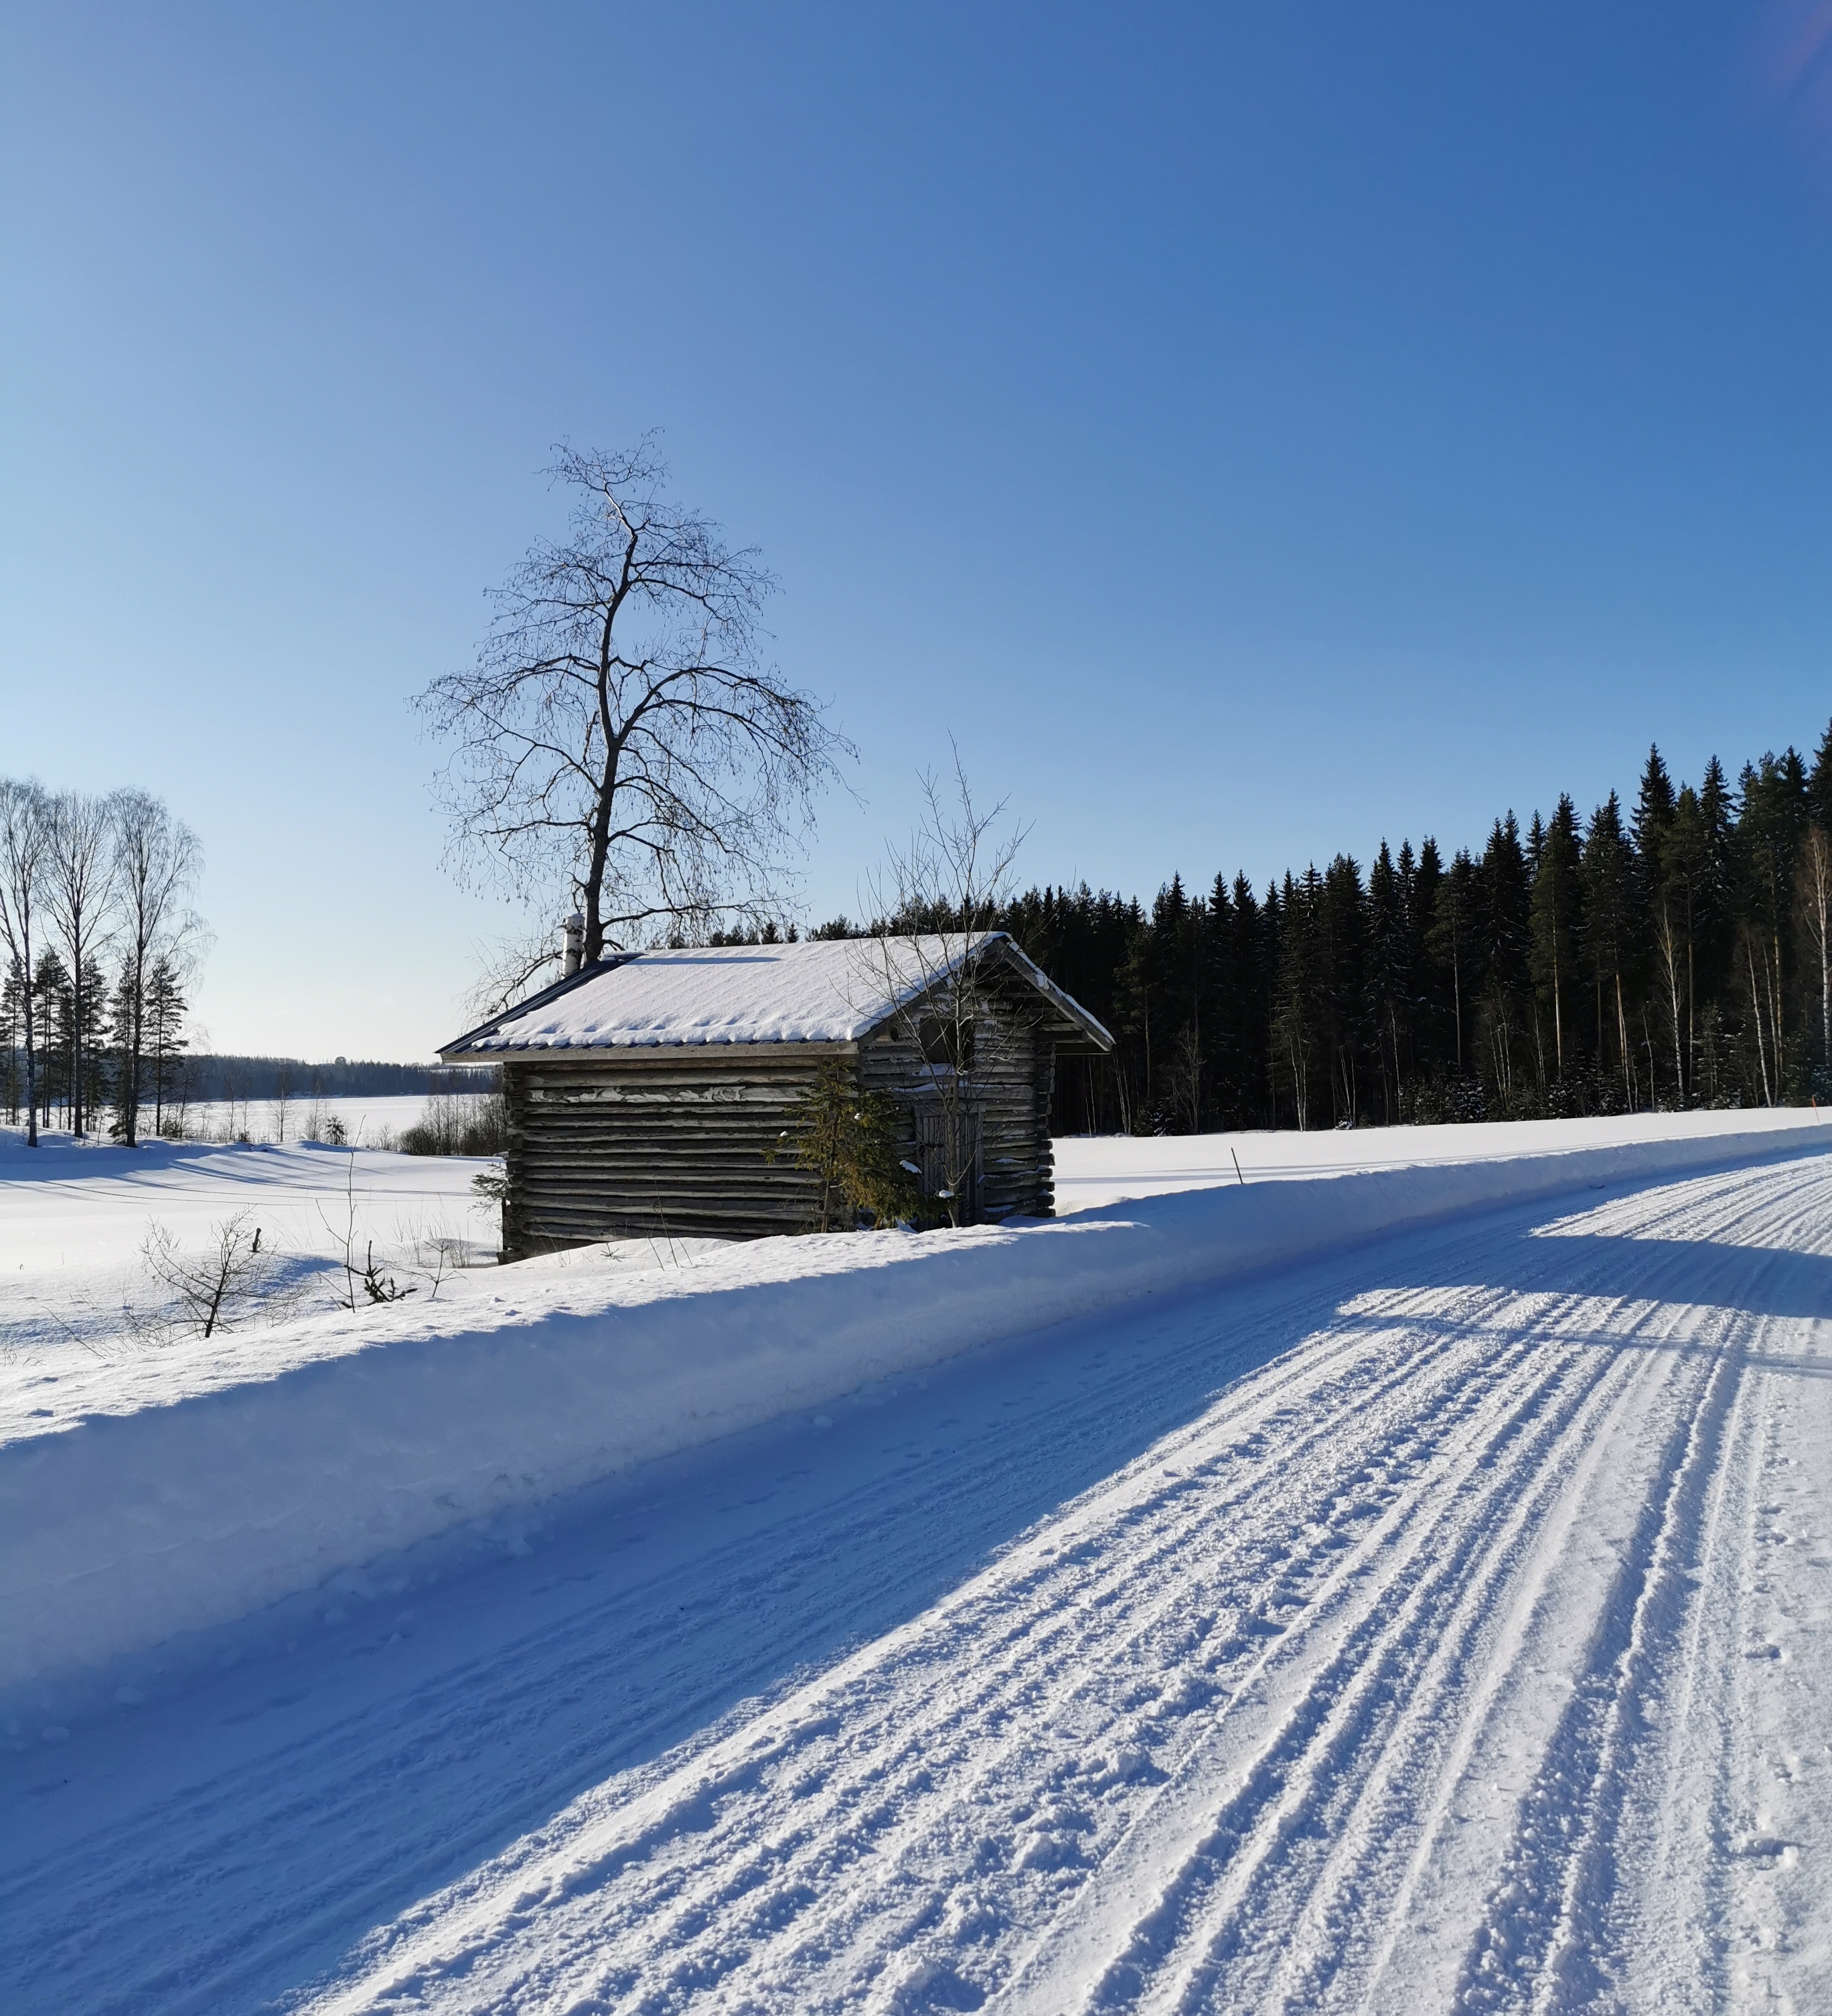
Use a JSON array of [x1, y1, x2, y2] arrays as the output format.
[[139, 1213, 274, 1340], [855, 747, 1030, 1226]]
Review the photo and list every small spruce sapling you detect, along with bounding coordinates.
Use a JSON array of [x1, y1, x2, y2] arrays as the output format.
[[358, 1239, 414, 1304], [769, 1059, 919, 1231]]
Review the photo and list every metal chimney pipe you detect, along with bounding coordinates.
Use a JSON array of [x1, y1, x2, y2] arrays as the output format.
[[562, 912, 585, 977]]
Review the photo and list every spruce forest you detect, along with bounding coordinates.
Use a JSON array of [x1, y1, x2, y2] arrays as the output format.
[[864, 728, 1832, 1137]]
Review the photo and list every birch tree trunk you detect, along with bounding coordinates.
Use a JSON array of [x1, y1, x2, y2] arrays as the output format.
[[1748, 938, 1772, 1106]]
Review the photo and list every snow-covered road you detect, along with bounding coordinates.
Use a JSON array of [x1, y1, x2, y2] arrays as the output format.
[[5, 1151, 1830, 2013]]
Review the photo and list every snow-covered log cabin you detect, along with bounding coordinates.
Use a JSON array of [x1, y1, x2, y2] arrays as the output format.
[[439, 933, 1114, 1256]]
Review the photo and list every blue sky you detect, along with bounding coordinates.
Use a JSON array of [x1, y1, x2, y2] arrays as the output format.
[[5, 3, 1831, 1058]]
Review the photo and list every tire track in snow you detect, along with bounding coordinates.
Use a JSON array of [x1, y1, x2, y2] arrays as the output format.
[[990, 1179, 1828, 2016], [605, 1297, 1556, 2007], [309, 1283, 1539, 2013], [1262, 1237, 1796, 2015], [299, 1172, 1820, 2014], [1212, 1298, 1731, 2014], [1010, 1291, 1673, 2016], [1604, 1304, 1761, 2013], [1452, 1192, 1821, 2013]]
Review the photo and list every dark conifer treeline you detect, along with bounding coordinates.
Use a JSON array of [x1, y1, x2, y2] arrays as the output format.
[[180, 1057, 498, 1102], [852, 726, 1832, 1135]]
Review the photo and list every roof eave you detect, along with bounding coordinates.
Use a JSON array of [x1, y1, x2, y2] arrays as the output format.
[[436, 955, 632, 1061], [850, 931, 1116, 1055], [988, 936, 1116, 1053]]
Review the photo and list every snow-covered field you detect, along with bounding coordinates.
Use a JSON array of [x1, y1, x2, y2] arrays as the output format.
[[0, 1128, 502, 1362], [3, 1113, 1830, 2011], [174, 1092, 441, 1148], [1053, 1107, 1828, 1210]]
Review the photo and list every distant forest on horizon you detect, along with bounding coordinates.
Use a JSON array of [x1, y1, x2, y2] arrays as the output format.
[[177, 1056, 498, 1103], [805, 720, 1832, 1138]]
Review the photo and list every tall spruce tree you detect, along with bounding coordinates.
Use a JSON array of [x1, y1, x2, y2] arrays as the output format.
[[1800, 722, 1832, 1083], [1730, 753, 1809, 1103], [1272, 869, 1320, 1130], [1529, 795, 1582, 1091], [1428, 849, 1479, 1083], [1655, 786, 1711, 1105], [1582, 794, 1638, 1107], [1367, 842, 1411, 1123], [144, 955, 189, 1136], [1478, 816, 1532, 1112]]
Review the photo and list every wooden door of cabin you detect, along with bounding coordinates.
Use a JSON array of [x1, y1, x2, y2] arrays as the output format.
[[914, 1099, 982, 1220]]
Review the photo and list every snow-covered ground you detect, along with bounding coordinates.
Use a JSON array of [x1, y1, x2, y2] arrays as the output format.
[[5, 1108, 1815, 1365], [174, 1092, 440, 1147], [0, 1128, 501, 1362], [2, 1114, 1830, 2011], [1053, 1107, 1827, 1211]]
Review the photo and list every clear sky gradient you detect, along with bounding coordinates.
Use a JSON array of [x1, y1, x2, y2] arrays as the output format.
[[5, 3, 1831, 1059]]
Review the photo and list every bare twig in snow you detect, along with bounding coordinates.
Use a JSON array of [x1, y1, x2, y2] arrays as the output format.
[[139, 1212, 274, 1340]]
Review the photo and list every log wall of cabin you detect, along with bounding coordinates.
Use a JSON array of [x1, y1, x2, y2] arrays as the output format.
[[856, 1012, 1057, 1221], [502, 1045, 840, 1251], [498, 1010, 1063, 1258]]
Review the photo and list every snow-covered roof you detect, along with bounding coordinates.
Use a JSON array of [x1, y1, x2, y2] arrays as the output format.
[[440, 933, 1114, 1057]]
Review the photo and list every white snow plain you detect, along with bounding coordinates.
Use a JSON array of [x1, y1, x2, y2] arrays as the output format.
[[175, 1093, 448, 1147], [0, 1125, 498, 1363], [1052, 1107, 1832, 1210], [3, 1111, 1831, 2012]]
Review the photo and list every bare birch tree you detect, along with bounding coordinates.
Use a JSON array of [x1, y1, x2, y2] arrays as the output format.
[[110, 791, 204, 1146], [1800, 823, 1832, 1082], [858, 752, 1027, 1227], [1652, 897, 1686, 1108], [418, 439, 852, 1008], [0, 779, 51, 1147], [44, 792, 117, 1138]]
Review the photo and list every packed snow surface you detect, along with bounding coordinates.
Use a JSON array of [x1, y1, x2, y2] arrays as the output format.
[[452, 932, 1105, 1051], [2, 1115, 1830, 2011]]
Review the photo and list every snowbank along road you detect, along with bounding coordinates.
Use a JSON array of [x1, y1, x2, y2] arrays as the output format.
[[4, 1146, 1830, 2012]]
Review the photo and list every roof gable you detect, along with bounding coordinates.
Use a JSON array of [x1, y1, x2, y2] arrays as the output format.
[[439, 934, 1112, 1057]]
